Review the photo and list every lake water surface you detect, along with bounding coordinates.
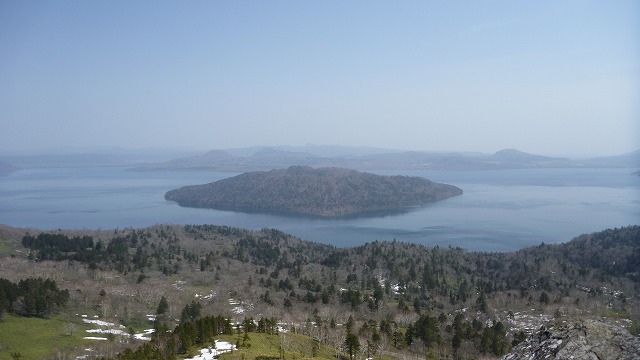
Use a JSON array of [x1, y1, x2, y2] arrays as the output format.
[[0, 167, 638, 251]]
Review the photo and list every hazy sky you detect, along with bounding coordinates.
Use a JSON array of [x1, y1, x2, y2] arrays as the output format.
[[1, 1, 638, 156]]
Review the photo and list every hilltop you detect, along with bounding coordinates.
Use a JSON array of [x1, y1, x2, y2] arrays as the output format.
[[165, 166, 463, 217]]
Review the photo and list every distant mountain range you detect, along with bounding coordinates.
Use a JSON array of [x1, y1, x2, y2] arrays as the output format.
[[0, 160, 20, 176], [1, 146, 639, 172], [134, 147, 640, 172], [0, 149, 200, 174]]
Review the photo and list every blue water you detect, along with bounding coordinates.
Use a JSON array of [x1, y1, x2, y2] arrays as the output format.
[[0, 167, 638, 251]]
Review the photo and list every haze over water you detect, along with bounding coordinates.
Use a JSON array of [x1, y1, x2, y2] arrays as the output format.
[[1, 2, 638, 157], [2, 2, 637, 247], [1, 167, 637, 252]]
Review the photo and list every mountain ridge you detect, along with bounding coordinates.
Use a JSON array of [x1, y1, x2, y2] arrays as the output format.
[[134, 147, 640, 172], [3, 146, 638, 170]]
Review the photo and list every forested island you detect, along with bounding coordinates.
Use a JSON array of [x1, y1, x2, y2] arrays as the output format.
[[165, 166, 463, 217]]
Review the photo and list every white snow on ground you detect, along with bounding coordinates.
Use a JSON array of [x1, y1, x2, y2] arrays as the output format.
[[174, 280, 186, 290], [228, 299, 240, 305], [195, 290, 217, 300], [391, 283, 401, 294], [135, 329, 155, 341], [229, 298, 253, 314], [83, 318, 125, 328], [183, 340, 236, 360], [377, 276, 401, 295], [87, 328, 128, 336], [277, 324, 288, 333], [81, 315, 155, 341], [232, 306, 244, 314]]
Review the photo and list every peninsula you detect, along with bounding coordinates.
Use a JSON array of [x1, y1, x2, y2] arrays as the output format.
[[165, 166, 462, 217]]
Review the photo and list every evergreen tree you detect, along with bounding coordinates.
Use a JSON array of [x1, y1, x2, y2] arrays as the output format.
[[156, 296, 169, 315]]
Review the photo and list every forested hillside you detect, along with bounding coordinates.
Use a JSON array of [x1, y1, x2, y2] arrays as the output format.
[[165, 166, 462, 217], [0, 224, 638, 359]]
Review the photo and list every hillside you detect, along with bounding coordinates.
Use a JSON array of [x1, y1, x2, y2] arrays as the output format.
[[588, 150, 640, 168], [0, 224, 638, 359], [165, 166, 463, 217]]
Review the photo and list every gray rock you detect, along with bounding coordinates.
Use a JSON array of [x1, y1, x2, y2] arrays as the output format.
[[502, 319, 640, 360]]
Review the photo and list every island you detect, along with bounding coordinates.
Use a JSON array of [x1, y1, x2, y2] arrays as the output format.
[[165, 166, 463, 217]]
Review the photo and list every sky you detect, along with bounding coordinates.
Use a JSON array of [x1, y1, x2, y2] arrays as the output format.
[[1, 1, 638, 157]]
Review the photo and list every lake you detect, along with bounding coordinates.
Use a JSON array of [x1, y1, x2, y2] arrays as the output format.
[[0, 167, 638, 252]]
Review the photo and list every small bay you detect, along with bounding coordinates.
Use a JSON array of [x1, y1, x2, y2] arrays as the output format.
[[0, 167, 638, 251]]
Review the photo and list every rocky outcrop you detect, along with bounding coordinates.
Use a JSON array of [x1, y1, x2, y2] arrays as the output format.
[[502, 319, 640, 360]]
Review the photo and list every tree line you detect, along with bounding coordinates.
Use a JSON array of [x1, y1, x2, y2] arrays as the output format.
[[0, 277, 69, 318]]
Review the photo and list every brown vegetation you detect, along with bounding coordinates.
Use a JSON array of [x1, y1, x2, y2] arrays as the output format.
[[0, 224, 638, 359]]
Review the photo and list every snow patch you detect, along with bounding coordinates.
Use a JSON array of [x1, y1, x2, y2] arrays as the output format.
[[83, 319, 125, 328], [229, 298, 253, 314], [183, 340, 236, 360], [196, 290, 217, 300], [81, 315, 154, 342], [135, 329, 155, 341]]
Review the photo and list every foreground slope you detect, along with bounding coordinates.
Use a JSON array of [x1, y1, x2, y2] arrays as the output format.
[[165, 166, 462, 217], [0, 224, 638, 359]]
